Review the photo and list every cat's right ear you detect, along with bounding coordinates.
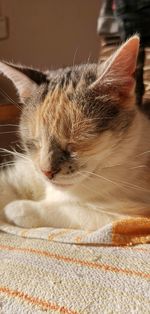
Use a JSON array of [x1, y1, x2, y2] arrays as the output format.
[[91, 36, 140, 99], [0, 62, 48, 103]]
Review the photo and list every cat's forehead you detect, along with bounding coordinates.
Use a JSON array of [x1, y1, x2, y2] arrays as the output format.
[[22, 60, 134, 138], [38, 65, 97, 118], [46, 64, 97, 92]]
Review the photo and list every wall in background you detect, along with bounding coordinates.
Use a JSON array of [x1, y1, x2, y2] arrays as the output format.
[[0, 0, 101, 102], [0, 0, 100, 68]]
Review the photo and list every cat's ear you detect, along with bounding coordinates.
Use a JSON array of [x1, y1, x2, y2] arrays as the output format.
[[0, 62, 48, 103], [92, 36, 140, 97]]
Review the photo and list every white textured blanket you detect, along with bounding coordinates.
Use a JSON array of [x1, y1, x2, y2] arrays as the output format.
[[0, 217, 150, 313]]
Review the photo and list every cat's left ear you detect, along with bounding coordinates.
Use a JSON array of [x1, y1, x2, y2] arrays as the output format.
[[91, 36, 140, 97], [0, 62, 48, 103]]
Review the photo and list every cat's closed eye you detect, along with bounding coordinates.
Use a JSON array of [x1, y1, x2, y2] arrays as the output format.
[[25, 139, 40, 151], [59, 150, 70, 162]]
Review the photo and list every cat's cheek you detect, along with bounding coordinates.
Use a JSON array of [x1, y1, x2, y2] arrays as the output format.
[[28, 154, 41, 172]]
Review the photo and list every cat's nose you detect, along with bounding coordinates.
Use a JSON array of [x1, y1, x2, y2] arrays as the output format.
[[41, 169, 54, 179]]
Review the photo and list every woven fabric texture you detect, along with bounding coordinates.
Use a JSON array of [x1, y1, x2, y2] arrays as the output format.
[[0, 216, 150, 313]]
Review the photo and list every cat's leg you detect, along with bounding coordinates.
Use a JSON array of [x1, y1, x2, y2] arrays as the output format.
[[3, 199, 84, 229], [0, 171, 19, 221], [3, 198, 122, 229], [4, 200, 42, 228], [0, 159, 46, 222]]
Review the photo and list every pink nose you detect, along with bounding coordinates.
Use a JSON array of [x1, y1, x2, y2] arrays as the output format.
[[41, 170, 54, 179]]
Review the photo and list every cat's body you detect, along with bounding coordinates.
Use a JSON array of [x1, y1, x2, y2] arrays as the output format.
[[0, 36, 150, 230]]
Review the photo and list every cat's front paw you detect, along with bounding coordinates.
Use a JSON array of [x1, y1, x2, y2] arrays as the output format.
[[4, 200, 42, 228]]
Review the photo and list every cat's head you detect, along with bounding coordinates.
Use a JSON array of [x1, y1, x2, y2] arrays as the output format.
[[0, 36, 140, 188]]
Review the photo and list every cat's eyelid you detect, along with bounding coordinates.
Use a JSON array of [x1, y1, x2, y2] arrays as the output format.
[[25, 138, 41, 149], [31, 139, 40, 143], [26, 138, 40, 144]]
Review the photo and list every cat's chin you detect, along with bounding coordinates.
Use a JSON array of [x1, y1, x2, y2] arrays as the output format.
[[50, 175, 85, 189], [51, 182, 74, 189], [50, 168, 96, 189]]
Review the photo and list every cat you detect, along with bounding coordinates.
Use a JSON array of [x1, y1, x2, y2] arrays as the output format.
[[0, 35, 150, 230]]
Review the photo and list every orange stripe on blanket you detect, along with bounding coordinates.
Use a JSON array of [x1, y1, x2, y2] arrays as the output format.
[[48, 229, 71, 241], [0, 244, 150, 280], [74, 231, 91, 244], [0, 286, 79, 314], [112, 217, 150, 245]]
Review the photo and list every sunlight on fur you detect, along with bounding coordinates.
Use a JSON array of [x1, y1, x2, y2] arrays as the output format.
[[0, 36, 150, 230]]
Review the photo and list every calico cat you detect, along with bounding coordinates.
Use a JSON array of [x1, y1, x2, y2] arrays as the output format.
[[0, 36, 150, 230]]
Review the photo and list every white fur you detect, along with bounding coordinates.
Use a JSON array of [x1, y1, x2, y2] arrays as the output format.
[[0, 37, 149, 230], [1, 111, 150, 230]]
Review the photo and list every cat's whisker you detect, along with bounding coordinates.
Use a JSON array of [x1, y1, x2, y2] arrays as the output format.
[[0, 130, 21, 135], [0, 124, 19, 127], [0, 159, 15, 165], [116, 179, 149, 192], [80, 170, 149, 193], [77, 176, 128, 215], [0, 87, 22, 111], [81, 170, 121, 187], [72, 48, 78, 68], [80, 172, 131, 195], [15, 143, 24, 150], [0, 124, 26, 131], [136, 150, 150, 157], [0, 148, 30, 162], [80, 56, 91, 79], [78, 170, 129, 193], [130, 165, 147, 169], [80, 180, 103, 197], [102, 163, 122, 169], [0, 162, 15, 169]]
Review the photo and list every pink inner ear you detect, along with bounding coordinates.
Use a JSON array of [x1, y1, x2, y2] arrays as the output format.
[[112, 36, 139, 76], [92, 36, 140, 97]]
